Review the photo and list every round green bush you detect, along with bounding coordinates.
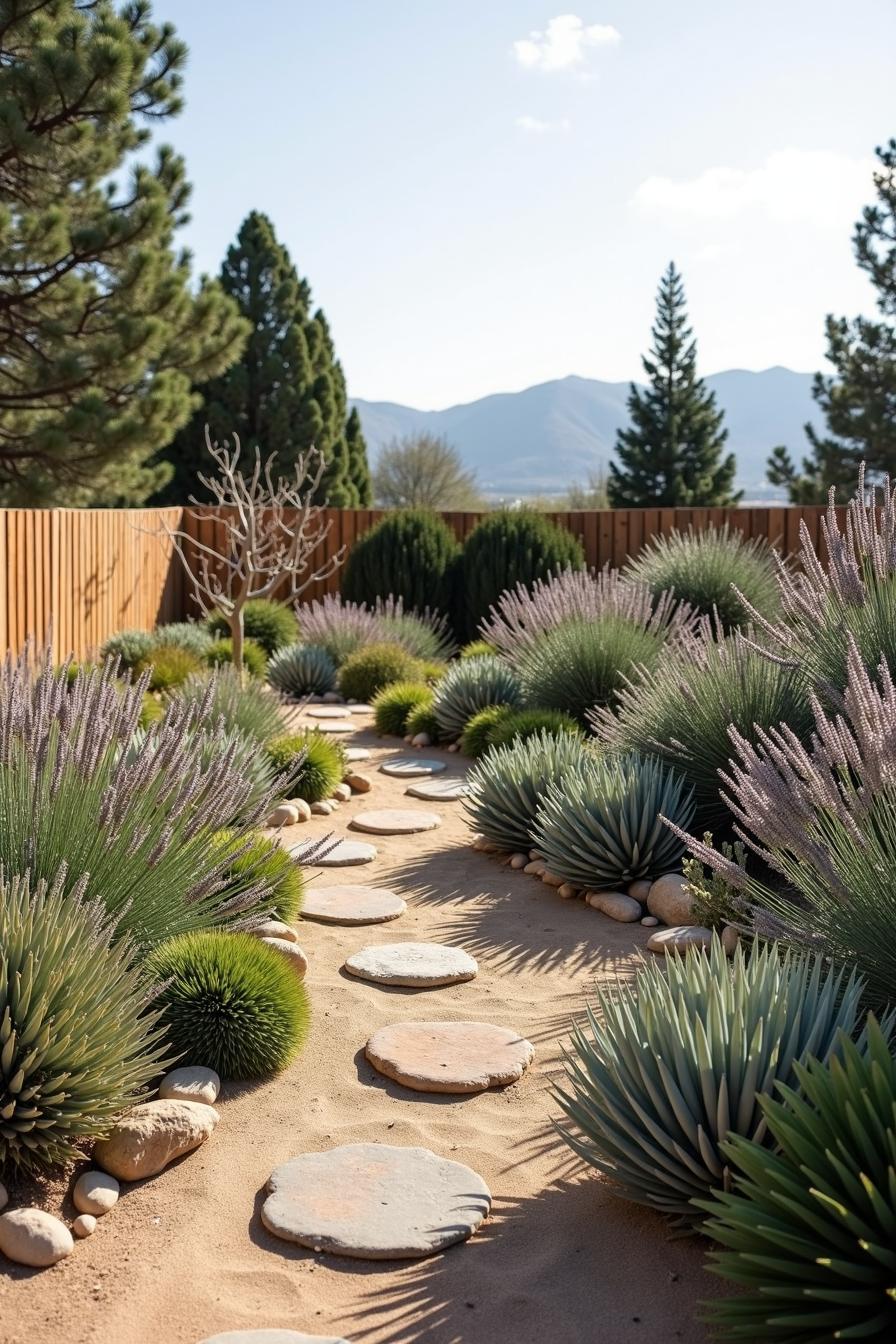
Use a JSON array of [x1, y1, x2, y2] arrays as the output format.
[[206, 599, 298, 655], [432, 654, 522, 741], [405, 702, 441, 740], [265, 730, 346, 802], [372, 681, 433, 737], [460, 639, 496, 659], [147, 929, 309, 1079], [463, 730, 589, 853], [488, 707, 583, 750], [459, 509, 584, 640], [135, 643, 205, 691], [153, 621, 214, 658], [338, 641, 425, 703], [519, 616, 666, 726], [205, 637, 268, 679], [267, 642, 337, 697], [625, 525, 780, 632], [214, 830, 304, 923], [341, 509, 459, 617], [100, 628, 154, 671], [139, 691, 166, 730], [459, 705, 513, 758]]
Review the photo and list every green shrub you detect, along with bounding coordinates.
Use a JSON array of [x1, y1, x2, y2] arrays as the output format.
[[700, 1017, 896, 1342], [463, 730, 588, 852], [682, 834, 747, 931], [205, 636, 268, 679], [338, 641, 425, 703], [405, 702, 441, 740], [100, 628, 154, 670], [265, 730, 346, 802], [459, 705, 513, 758], [153, 621, 214, 658], [134, 643, 205, 691], [534, 752, 693, 889], [147, 930, 309, 1080], [488, 707, 583, 750], [372, 681, 433, 737], [625, 525, 780, 632], [460, 639, 496, 659], [0, 868, 167, 1173], [459, 508, 584, 640], [432, 654, 521, 741], [555, 938, 870, 1228], [341, 509, 459, 617], [139, 691, 166, 730], [520, 615, 667, 726], [173, 666, 284, 743], [206, 599, 298, 656], [214, 830, 304, 924], [267, 642, 337, 697]]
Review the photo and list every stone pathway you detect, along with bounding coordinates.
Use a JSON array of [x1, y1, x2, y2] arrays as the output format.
[[343, 941, 479, 987], [350, 808, 441, 835], [301, 885, 407, 925], [365, 1021, 534, 1094], [290, 839, 377, 867], [378, 757, 446, 778], [406, 777, 470, 801]]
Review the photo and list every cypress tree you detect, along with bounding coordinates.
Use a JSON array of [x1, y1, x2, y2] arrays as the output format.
[[608, 264, 739, 507], [154, 212, 371, 505]]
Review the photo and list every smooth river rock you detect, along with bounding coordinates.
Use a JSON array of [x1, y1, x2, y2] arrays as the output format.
[[647, 873, 698, 926], [72, 1170, 120, 1216], [350, 808, 441, 836], [261, 1143, 491, 1259], [73, 1214, 97, 1238], [158, 1066, 221, 1106], [0, 1208, 73, 1266], [93, 1100, 219, 1181], [301, 884, 406, 925], [344, 942, 478, 988], [290, 838, 378, 867], [647, 925, 714, 955], [366, 1021, 534, 1094], [249, 920, 299, 944], [586, 891, 642, 922], [260, 936, 308, 979], [379, 757, 446, 778]]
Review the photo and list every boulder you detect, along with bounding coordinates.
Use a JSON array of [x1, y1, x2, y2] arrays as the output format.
[[286, 798, 313, 822], [331, 783, 352, 803], [73, 1214, 97, 1239], [627, 879, 652, 903], [158, 1066, 221, 1107], [93, 1100, 219, 1182], [344, 772, 372, 793], [647, 873, 698, 926]]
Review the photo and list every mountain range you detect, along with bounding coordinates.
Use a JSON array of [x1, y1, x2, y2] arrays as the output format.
[[353, 367, 822, 502]]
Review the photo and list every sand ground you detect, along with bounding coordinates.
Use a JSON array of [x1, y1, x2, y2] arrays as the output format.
[[0, 708, 717, 1344]]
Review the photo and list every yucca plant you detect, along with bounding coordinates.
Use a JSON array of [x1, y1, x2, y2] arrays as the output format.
[[338, 641, 426, 703], [266, 642, 337, 697], [432, 654, 521, 741], [699, 1017, 896, 1342], [214, 830, 304, 924], [459, 704, 513, 758], [372, 681, 433, 737], [0, 868, 168, 1173], [533, 752, 693, 889], [520, 615, 668, 727], [555, 938, 870, 1228], [147, 930, 310, 1080], [375, 610, 456, 662], [207, 598, 298, 656], [265, 730, 345, 803], [487, 707, 585, 750], [625, 525, 780, 632], [171, 665, 284, 743], [205, 636, 268, 679], [463, 730, 588, 853]]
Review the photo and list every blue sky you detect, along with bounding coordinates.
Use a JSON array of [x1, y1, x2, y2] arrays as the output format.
[[169, 2, 896, 408]]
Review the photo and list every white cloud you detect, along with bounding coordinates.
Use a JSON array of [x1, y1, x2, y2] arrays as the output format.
[[515, 114, 571, 134], [513, 14, 621, 72], [632, 149, 875, 229]]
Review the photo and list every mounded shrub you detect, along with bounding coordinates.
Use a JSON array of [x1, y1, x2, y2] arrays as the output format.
[[555, 937, 870, 1228], [205, 637, 268, 679], [147, 930, 309, 1080], [206, 599, 298, 656], [533, 752, 693, 889], [100, 628, 154, 670], [459, 705, 513, 758], [214, 830, 304, 924], [152, 621, 214, 658], [139, 691, 166, 730], [487, 707, 583, 750], [375, 610, 456, 662], [338, 641, 425, 703], [460, 639, 496, 659], [625, 525, 780, 632], [134, 643, 205, 691], [296, 594, 454, 665], [463, 730, 588, 853], [372, 681, 433, 737], [431, 654, 521, 741], [265, 730, 346, 802], [405, 702, 440, 741], [267, 642, 337, 697], [459, 508, 584, 640], [700, 1017, 896, 1342], [172, 666, 284, 743], [0, 868, 167, 1173], [341, 508, 459, 618], [520, 615, 667, 726]]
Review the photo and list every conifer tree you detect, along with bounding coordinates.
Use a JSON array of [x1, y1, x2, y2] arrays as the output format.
[[608, 264, 739, 507], [0, 0, 248, 504], [155, 212, 371, 505]]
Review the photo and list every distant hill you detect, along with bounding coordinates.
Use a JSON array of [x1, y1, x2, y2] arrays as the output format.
[[353, 367, 822, 501]]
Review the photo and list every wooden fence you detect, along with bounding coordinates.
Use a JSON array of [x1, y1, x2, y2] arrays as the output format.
[[0, 503, 836, 658]]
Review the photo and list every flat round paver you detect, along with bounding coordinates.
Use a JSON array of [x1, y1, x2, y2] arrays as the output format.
[[344, 942, 478, 988], [311, 720, 353, 734], [291, 839, 377, 867], [366, 1021, 534, 1094], [302, 885, 406, 925], [406, 777, 470, 802], [261, 1143, 491, 1259], [306, 706, 354, 720], [351, 808, 441, 836], [199, 1333, 348, 1344], [345, 747, 371, 762], [379, 757, 446, 778]]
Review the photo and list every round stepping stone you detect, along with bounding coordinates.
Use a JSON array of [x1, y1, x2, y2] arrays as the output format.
[[311, 720, 353, 734], [290, 838, 377, 867], [379, 757, 446, 778], [344, 703, 373, 714], [406, 777, 470, 802], [345, 747, 371, 762], [344, 942, 478, 988], [199, 1333, 349, 1344], [350, 808, 441, 836], [302, 884, 406, 925], [306, 705, 354, 720], [366, 1021, 534, 1094], [261, 1143, 491, 1260]]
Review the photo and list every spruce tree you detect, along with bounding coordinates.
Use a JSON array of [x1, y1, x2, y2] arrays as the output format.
[[767, 140, 896, 503], [155, 212, 371, 505], [608, 263, 738, 507], [0, 0, 248, 504]]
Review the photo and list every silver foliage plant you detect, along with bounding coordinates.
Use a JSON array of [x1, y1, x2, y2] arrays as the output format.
[[295, 593, 456, 664]]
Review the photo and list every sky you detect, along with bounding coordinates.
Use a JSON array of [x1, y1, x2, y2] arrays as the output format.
[[168, 1, 896, 409]]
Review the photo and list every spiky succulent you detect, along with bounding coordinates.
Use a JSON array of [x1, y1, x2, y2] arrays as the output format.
[[204, 636, 268, 679], [265, 729, 345, 803], [213, 830, 304, 923], [147, 930, 309, 1080], [0, 868, 168, 1172], [372, 681, 433, 737], [555, 938, 870, 1228], [267, 642, 337, 697], [463, 730, 588, 852], [172, 665, 284, 742], [432, 655, 521, 741], [459, 705, 513, 758], [699, 1016, 896, 1342], [488, 707, 584, 750], [533, 752, 693, 889], [337, 641, 425, 703], [206, 598, 298, 655]]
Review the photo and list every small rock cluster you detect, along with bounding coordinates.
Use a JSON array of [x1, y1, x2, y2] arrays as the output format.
[[264, 768, 372, 829]]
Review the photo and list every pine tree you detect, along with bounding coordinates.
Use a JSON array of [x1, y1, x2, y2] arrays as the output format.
[[0, 0, 248, 504], [154, 212, 371, 505], [767, 141, 896, 503], [608, 263, 738, 507]]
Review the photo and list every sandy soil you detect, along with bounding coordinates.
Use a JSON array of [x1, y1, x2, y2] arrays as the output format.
[[0, 708, 718, 1344]]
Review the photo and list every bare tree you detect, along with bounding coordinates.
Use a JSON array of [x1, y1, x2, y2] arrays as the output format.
[[161, 427, 344, 675], [373, 432, 484, 509]]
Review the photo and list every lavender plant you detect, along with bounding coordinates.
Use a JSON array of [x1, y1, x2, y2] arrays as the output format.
[[296, 593, 455, 665]]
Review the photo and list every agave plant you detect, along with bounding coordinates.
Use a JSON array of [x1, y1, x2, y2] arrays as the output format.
[[700, 1017, 896, 1342], [432, 655, 521, 741], [267, 642, 337, 697], [534, 752, 693, 889], [555, 938, 870, 1228], [463, 730, 588, 852], [0, 867, 168, 1172]]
